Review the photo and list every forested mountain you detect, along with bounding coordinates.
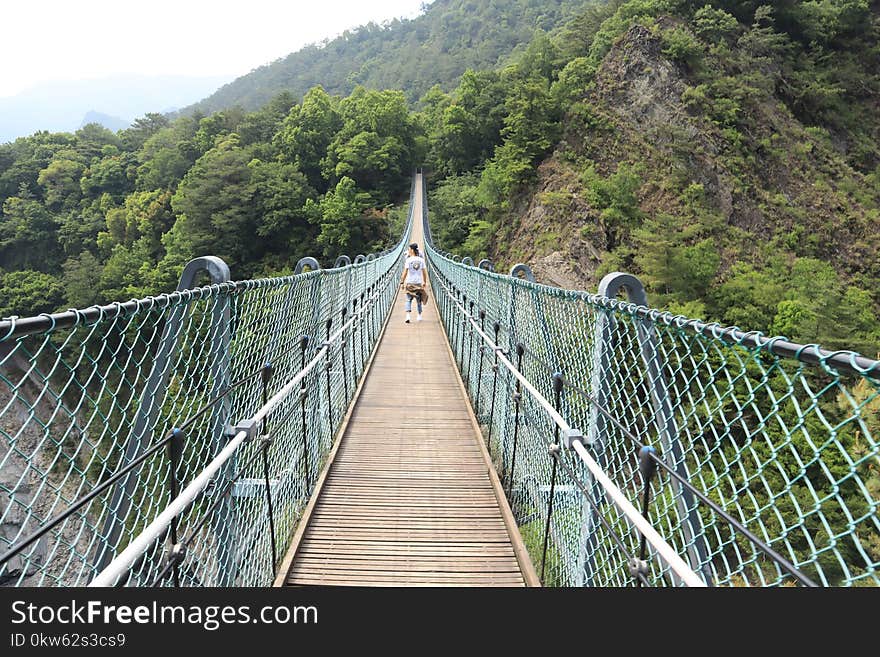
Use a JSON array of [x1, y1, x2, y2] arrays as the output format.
[[0, 87, 419, 316], [184, 0, 593, 113], [1, 0, 879, 357], [424, 0, 880, 354]]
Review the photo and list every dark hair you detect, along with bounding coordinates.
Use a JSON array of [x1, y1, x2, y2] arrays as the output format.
[[409, 243, 419, 255]]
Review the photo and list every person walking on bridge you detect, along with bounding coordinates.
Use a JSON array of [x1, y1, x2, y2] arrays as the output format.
[[400, 242, 428, 323]]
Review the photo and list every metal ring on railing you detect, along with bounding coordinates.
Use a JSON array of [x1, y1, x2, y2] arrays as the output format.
[[334, 255, 351, 268], [294, 257, 321, 274], [1, 316, 18, 341], [478, 259, 494, 272], [354, 255, 366, 264], [509, 263, 535, 282]]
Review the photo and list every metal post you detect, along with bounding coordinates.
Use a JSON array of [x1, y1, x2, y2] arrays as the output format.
[[582, 272, 712, 586], [365, 285, 373, 343], [325, 318, 333, 435], [300, 335, 311, 489], [608, 273, 711, 583], [457, 294, 466, 370], [475, 310, 486, 415], [341, 308, 349, 402], [260, 364, 277, 577], [260, 440, 276, 578], [93, 256, 231, 574], [358, 292, 366, 372], [167, 427, 184, 587], [486, 321, 501, 453], [636, 446, 657, 587], [465, 300, 475, 394], [506, 344, 525, 496], [352, 298, 359, 379], [542, 443, 560, 583], [450, 288, 460, 364]]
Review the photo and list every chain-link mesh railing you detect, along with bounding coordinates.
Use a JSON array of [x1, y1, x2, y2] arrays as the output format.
[[0, 180, 414, 588], [423, 177, 880, 588]]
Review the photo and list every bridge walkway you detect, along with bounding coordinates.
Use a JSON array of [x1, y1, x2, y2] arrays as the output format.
[[276, 176, 538, 587]]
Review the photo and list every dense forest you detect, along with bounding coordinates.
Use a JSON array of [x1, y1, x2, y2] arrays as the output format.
[[1, 0, 878, 587], [1, 0, 879, 357], [0, 88, 420, 316], [185, 0, 593, 113], [424, 0, 880, 354]]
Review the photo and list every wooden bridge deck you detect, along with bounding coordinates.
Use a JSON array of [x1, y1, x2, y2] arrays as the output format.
[[275, 178, 537, 587]]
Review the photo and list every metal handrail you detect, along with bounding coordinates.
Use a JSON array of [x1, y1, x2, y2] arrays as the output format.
[[430, 270, 706, 587], [88, 255, 397, 587]]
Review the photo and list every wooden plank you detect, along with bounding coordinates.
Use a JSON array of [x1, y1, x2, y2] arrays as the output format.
[[302, 525, 515, 536], [289, 568, 524, 580], [279, 178, 527, 588], [287, 578, 525, 587], [299, 540, 518, 552], [311, 509, 506, 518], [271, 273, 398, 587], [288, 569, 525, 580], [287, 574, 525, 585], [291, 555, 519, 574]]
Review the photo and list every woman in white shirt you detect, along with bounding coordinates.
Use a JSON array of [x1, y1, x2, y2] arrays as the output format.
[[400, 242, 428, 323]]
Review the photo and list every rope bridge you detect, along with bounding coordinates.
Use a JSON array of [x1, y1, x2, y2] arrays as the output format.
[[1, 172, 877, 587]]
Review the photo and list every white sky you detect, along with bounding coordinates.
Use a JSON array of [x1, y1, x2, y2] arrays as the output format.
[[0, 0, 428, 97]]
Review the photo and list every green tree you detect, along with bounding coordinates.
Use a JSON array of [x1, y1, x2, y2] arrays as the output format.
[[75, 123, 122, 160], [248, 159, 316, 250], [80, 153, 133, 201], [120, 113, 170, 151], [0, 270, 64, 317], [37, 156, 85, 209], [0, 195, 61, 270], [238, 91, 296, 147], [427, 173, 483, 252], [169, 134, 259, 271], [135, 117, 200, 191], [62, 251, 102, 307], [713, 261, 787, 331], [312, 176, 373, 257], [582, 163, 644, 251], [192, 108, 247, 155], [322, 87, 420, 203], [275, 86, 342, 191]]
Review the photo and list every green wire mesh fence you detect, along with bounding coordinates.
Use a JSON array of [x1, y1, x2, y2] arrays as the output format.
[[423, 178, 879, 588], [0, 183, 413, 588]]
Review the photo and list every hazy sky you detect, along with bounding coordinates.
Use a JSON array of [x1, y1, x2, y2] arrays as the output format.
[[0, 0, 428, 97]]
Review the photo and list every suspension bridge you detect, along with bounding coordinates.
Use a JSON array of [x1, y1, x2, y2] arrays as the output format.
[[0, 173, 877, 588]]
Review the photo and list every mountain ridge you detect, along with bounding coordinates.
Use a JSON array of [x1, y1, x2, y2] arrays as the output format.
[[182, 0, 593, 114]]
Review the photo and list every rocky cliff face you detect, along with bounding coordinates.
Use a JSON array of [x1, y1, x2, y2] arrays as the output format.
[[493, 20, 880, 293]]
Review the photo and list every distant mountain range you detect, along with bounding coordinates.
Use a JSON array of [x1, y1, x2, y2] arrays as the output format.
[[79, 110, 130, 132], [0, 74, 234, 143]]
